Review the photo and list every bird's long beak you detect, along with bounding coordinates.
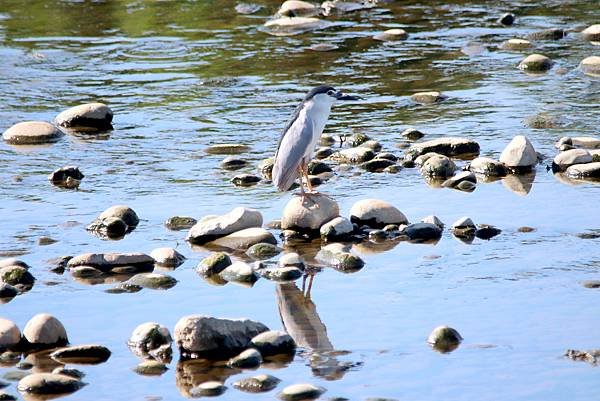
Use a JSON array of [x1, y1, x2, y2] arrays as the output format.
[[335, 91, 361, 101]]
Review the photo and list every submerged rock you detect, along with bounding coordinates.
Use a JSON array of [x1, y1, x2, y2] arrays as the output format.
[[126, 273, 177, 290], [67, 253, 154, 274], [264, 17, 334, 36], [219, 261, 259, 284], [281, 194, 339, 232], [404, 137, 480, 162], [499, 135, 537, 172], [401, 127, 425, 140], [250, 330, 296, 356], [582, 24, 600, 41], [190, 381, 227, 397], [233, 374, 281, 393], [186, 207, 262, 244], [500, 38, 531, 50], [278, 383, 326, 401], [128, 322, 172, 362], [373, 28, 408, 41], [246, 243, 282, 260], [518, 54, 553, 72], [197, 252, 232, 276], [165, 216, 197, 231], [316, 243, 364, 272], [55, 102, 113, 130], [329, 147, 375, 163], [2, 121, 64, 145], [150, 247, 185, 268], [173, 315, 269, 359], [527, 28, 566, 40], [467, 157, 507, 176], [475, 225, 502, 240], [48, 166, 84, 188], [350, 199, 407, 228], [498, 13, 515, 25], [134, 360, 169, 376], [17, 373, 84, 395], [427, 326, 463, 353], [411, 91, 446, 104], [205, 143, 250, 154], [580, 56, 600, 77], [50, 344, 111, 364], [231, 174, 261, 186], [22, 314, 68, 350], [227, 348, 262, 368]]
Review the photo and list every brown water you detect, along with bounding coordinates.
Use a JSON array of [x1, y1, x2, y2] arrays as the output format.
[[1, 0, 599, 400]]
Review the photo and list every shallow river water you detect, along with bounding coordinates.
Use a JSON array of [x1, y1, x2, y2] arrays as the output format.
[[0, 0, 599, 400]]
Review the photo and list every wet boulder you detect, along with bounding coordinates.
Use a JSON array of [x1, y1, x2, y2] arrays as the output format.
[[373, 28, 408, 41], [186, 207, 262, 245], [467, 157, 507, 176], [231, 174, 261, 186], [55, 102, 113, 130], [2, 121, 64, 145], [233, 374, 281, 393], [411, 91, 446, 104], [278, 383, 326, 401], [329, 147, 375, 163], [17, 373, 84, 396], [50, 344, 111, 364], [320, 216, 354, 240], [250, 330, 296, 356], [22, 314, 68, 350], [190, 381, 227, 397], [500, 38, 531, 50], [499, 135, 537, 172], [48, 166, 84, 189], [277, 0, 321, 17], [0, 319, 21, 351], [580, 56, 600, 77], [67, 253, 155, 274], [259, 265, 303, 282], [451, 217, 476, 238], [582, 24, 600, 41], [498, 13, 515, 26], [405, 223, 442, 242], [227, 348, 262, 368], [404, 137, 480, 162], [196, 252, 232, 276], [128, 322, 172, 362], [281, 194, 339, 233], [427, 326, 463, 353], [316, 243, 364, 272], [552, 149, 592, 171], [126, 273, 177, 290], [401, 127, 425, 140], [421, 154, 456, 177], [173, 315, 269, 359], [87, 205, 139, 238], [566, 162, 600, 179], [527, 28, 566, 40], [208, 228, 277, 250], [518, 54, 553, 72], [150, 247, 186, 268], [0, 265, 35, 291], [219, 261, 259, 284], [350, 199, 407, 228]]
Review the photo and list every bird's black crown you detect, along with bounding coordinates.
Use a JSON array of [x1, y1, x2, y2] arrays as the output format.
[[304, 85, 336, 100]]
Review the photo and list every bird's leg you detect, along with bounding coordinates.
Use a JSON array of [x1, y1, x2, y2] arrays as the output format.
[[305, 273, 315, 299], [300, 162, 320, 208]]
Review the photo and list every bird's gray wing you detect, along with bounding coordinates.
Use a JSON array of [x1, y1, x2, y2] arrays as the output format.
[[272, 111, 313, 191], [275, 100, 304, 154]]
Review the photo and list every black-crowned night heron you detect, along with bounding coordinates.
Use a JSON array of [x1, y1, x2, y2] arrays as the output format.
[[272, 85, 359, 197]]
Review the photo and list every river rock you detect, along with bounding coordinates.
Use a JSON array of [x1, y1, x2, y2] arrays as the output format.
[[527, 28, 566, 40], [0, 319, 20, 351], [233, 374, 281, 393], [421, 215, 444, 229], [467, 157, 507, 176], [277, 0, 320, 17], [221, 156, 248, 170], [278, 383, 326, 401], [316, 243, 364, 272], [500, 38, 531, 50], [134, 360, 168, 376], [17, 373, 83, 395], [566, 162, 600, 179], [264, 17, 333, 36], [320, 216, 354, 240], [350, 199, 407, 228], [89, 205, 139, 235], [281, 194, 339, 232], [51, 367, 85, 380], [227, 348, 262, 368], [552, 149, 592, 171], [2, 121, 64, 145], [498, 13, 515, 25], [411, 91, 446, 104], [260, 265, 303, 282], [306, 160, 331, 175], [246, 243, 282, 260], [186, 207, 262, 244], [404, 137, 480, 162], [205, 143, 250, 154], [128, 322, 172, 362], [209, 227, 277, 250], [580, 56, 600, 77], [67, 253, 154, 274], [258, 157, 274, 179], [421, 154, 456, 177], [55, 102, 113, 130], [322, 0, 375, 15], [315, 146, 333, 159], [190, 381, 227, 397], [360, 158, 395, 172], [571, 137, 600, 149], [405, 223, 442, 242], [0, 266, 34, 291], [22, 314, 67, 350], [401, 127, 425, 140], [0, 258, 30, 270], [442, 171, 477, 188], [373, 28, 408, 41], [582, 24, 600, 41], [219, 261, 259, 284], [427, 325, 463, 353], [250, 330, 296, 356], [0, 284, 17, 300], [197, 252, 232, 276], [50, 344, 111, 364], [499, 135, 537, 171], [150, 247, 186, 268], [231, 173, 261, 186], [126, 273, 177, 290], [475, 225, 502, 240], [165, 216, 197, 230], [565, 349, 600, 364], [173, 315, 269, 359], [451, 217, 476, 238], [329, 147, 375, 163], [518, 54, 553, 71], [308, 43, 339, 52], [48, 166, 84, 188], [348, 132, 370, 147]]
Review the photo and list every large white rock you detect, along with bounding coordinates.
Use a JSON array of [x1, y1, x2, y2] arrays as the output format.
[[582, 24, 600, 41], [350, 199, 407, 228], [23, 313, 68, 347], [566, 162, 600, 179], [552, 149, 593, 171], [277, 0, 320, 17], [55, 102, 113, 129], [0, 318, 21, 350], [67, 253, 155, 274], [499, 135, 537, 169], [2, 121, 64, 145], [128, 322, 172, 362], [187, 207, 263, 244], [281, 194, 339, 231], [580, 56, 600, 77]]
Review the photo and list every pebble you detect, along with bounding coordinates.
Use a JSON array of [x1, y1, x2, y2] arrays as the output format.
[[404, 137, 480, 162], [467, 157, 507, 176], [17, 373, 84, 395], [126, 273, 177, 290], [204, 143, 250, 154], [582, 24, 600, 41], [0, 265, 35, 291], [219, 261, 259, 284], [350, 199, 407, 228], [186, 207, 263, 245], [220, 156, 248, 170], [150, 247, 186, 268], [208, 227, 277, 250], [329, 147, 375, 163], [500, 38, 531, 50], [526, 28, 566, 40], [405, 223, 443, 242], [50, 344, 111, 364], [0, 319, 21, 350], [134, 360, 168, 376], [580, 56, 600, 77], [316, 243, 365, 272], [227, 348, 262, 368], [233, 374, 281, 393], [373, 28, 408, 41], [411, 91, 447, 104], [498, 13, 515, 25], [518, 54, 553, 72], [51, 367, 85, 380], [320, 216, 354, 240], [231, 173, 261, 186], [2, 121, 64, 145], [246, 243, 282, 260], [421, 154, 456, 177], [67, 252, 155, 274], [196, 252, 232, 276], [190, 381, 227, 397], [427, 325, 463, 353], [278, 383, 326, 401], [250, 330, 296, 356], [566, 162, 600, 179], [128, 322, 172, 362], [173, 315, 268, 358], [499, 135, 537, 171], [48, 166, 84, 188], [165, 216, 197, 230], [552, 149, 593, 171], [55, 102, 113, 130], [281, 194, 339, 232], [401, 127, 424, 140]]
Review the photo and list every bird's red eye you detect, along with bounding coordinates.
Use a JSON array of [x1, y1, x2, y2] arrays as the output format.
[[327, 90, 335, 96]]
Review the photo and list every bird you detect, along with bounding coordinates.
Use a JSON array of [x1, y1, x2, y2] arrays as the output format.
[[272, 85, 359, 198]]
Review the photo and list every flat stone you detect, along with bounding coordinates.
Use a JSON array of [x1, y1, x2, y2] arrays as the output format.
[[527, 28, 566, 40], [250, 330, 296, 356], [518, 54, 553, 72], [580, 56, 600, 77], [190, 381, 227, 397], [134, 360, 168, 376], [126, 273, 177, 290], [231, 174, 261, 186], [50, 344, 111, 364], [467, 157, 507, 176], [500, 38, 531, 50], [22, 314, 68, 349], [204, 143, 250, 154], [227, 348, 262, 368], [404, 137, 480, 161], [373, 28, 408, 41], [186, 207, 262, 245], [552, 149, 593, 171], [165, 216, 197, 231], [316, 243, 364, 273], [208, 227, 277, 250], [499, 135, 537, 169], [566, 162, 600, 179], [421, 154, 456, 177], [277, 0, 320, 17], [427, 326, 463, 353], [246, 243, 282, 260], [67, 253, 154, 274], [329, 147, 375, 163], [582, 24, 600, 41], [411, 91, 446, 104], [2, 121, 64, 145], [281, 194, 339, 232], [220, 156, 248, 170], [150, 247, 186, 267], [350, 199, 407, 228], [55, 102, 113, 129], [173, 315, 269, 359], [308, 43, 339, 52], [128, 322, 172, 362], [233, 374, 281, 393], [0, 319, 20, 351], [278, 383, 326, 401], [405, 223, 442, 242], [17, 373, 83, 395]]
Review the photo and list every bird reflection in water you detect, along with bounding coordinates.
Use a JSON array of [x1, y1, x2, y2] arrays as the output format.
[[276, 282, 361, 380]]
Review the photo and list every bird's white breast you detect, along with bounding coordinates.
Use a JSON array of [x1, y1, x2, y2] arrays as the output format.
[[301, 98, 333, 159]]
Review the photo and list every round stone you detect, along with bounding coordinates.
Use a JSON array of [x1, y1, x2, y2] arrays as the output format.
[[227, 348, 262, 368], [420, 154, 456, 177], [55, 103, 113, 129], [2, 121, 64, 145], [233, 374, 281, 393], [427, 325, 463, 353], [498, 13, 515, 26], [22, 314, 68, 347], [126, 273, 177, 290], [401, 127, 425, 140], [0, 319, 20, 351], [277, 0, 320, 17], [552, 149, 593, 171], [411, 91, 446, 104], [97, 205, 139, 228], [518, 54, 553, 72], [373, 28, 408, 41], [582, 24, 600, 41], [350, 199, 407, 228], [150, 247, 186, 268], [281, 194, 339, 232], [134, 360, 168, 376], [17, 373, 83, 395], [190, 381, 226, 397], [128, 322, 172, 362], [246, 243, 282, 260], [278, 383, 326, 401], [499, 135, 537, 169], [500, 38, 531, 50], [580, 56, 600, 77], [250, 330, 296, 356]]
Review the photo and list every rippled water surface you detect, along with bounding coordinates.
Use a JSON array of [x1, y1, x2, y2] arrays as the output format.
[[1, 0, 599, 400]]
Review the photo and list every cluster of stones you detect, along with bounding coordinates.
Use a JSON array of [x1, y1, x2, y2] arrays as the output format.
[[552, 136, 600, 181], [0, 314, 110, 399]]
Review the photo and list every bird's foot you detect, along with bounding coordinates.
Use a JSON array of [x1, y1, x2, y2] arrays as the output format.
[[294, 191, 320, 208]]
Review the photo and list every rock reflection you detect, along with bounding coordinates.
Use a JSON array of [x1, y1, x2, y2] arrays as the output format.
[[24, 350, 63, 373], [175, 359, 238, 398], [502, 171, 536, 195]]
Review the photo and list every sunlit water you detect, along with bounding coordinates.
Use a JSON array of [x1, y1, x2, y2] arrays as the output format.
[[0, 0, 599, 400]]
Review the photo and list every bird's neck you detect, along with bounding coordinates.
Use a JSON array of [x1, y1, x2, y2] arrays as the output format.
[[305, 99, 332, 133]]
